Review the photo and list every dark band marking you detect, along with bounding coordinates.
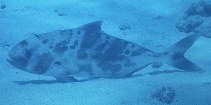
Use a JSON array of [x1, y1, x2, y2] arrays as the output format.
[[80, 21, 102, 49], [34, 53, 53, 74], [80, 32, 101, 49]]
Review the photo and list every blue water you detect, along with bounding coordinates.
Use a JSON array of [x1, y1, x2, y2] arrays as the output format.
[[0, 0, 211, 105]]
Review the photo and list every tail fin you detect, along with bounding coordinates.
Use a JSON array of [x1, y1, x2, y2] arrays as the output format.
[[162, 34, 202, 71]]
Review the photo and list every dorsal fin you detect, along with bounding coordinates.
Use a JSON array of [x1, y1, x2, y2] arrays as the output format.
[[79, 20, 103, 32]]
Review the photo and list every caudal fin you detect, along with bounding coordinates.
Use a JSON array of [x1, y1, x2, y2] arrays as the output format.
[[162, 34, 203, 71]]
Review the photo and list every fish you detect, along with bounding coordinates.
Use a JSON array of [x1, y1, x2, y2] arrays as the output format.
[[7, 21, 203, 82]]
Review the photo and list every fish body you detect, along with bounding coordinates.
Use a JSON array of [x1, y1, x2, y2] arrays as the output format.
[[7, 21, 202, 81]]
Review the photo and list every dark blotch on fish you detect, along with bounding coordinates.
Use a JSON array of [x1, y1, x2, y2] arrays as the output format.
[[60, 29, 72, 36], [49, 45, 53, 49], [9, 48, 33, 70], [42, 39, 48, 44], [124, 49, 130, 55], [70, 40, 78, 49], [110, 64, 122, 74], [172, 52, 183, 60], [106, 36, 111, 40], [80, 32, 101, 49], [77, 31, 80, 35], [34, 53, 53, 74], [54, 61, 61, 65], [77, 49, 88, 59], [92, 41, 109, 59], [96, 40, 109, 51], [16, 48, 33, 68], [8, 56, 27, 70], [131, 44, 135, 48], [98, 62, 122, 74], [35, 34, 41, 39], [131, 48, 147, 56], [124, 60, 135, 67], [19, 40, 28, 47], [78, 64, 93, 75], [24, 49, 33, 59], [100, 39, 128, 61], [54, 40, 69, 53]]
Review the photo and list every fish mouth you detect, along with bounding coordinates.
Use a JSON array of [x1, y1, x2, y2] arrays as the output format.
[[7, 56, 26, 70]]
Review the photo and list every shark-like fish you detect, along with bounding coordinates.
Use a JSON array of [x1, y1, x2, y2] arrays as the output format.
[[7, 21, 203, 82]]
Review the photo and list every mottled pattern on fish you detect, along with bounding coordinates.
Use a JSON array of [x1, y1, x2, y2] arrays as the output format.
[[8, 21, 203, 81]]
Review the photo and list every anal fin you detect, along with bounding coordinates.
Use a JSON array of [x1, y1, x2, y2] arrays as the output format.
[[55, 76, 99, 83], [55, 77, 78, 83]]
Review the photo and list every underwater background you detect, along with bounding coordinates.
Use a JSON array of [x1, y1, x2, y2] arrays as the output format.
[[1, 0, 211, 105]]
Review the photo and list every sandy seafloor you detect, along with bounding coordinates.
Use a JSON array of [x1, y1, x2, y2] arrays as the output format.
[[1, 0, 211, 105]]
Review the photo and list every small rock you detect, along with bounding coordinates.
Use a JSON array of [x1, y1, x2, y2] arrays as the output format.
[[176, 1, 211, 36], [1, 44, 9, 47], [152, 16, 163, 20], [186, 1, 211, 17], [0, 1, 6, 9], [58, 13, 66, 16], [152, 87, 176, 104], [0, 40, 10, 47], [119, 25, 131, 31], [176, 15, 203, 33], [54, 9, 67, 16], [201, 82, 211, 87]]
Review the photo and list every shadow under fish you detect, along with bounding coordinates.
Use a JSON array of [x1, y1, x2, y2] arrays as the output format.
[[14, 70, 184, 85]]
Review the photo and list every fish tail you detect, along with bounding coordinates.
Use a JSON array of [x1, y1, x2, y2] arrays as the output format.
[[162, 34, 203, 71]]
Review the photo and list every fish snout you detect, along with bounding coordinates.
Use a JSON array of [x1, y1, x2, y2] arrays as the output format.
[[7, 56, 26, 70], [7, 42, 33, 71]]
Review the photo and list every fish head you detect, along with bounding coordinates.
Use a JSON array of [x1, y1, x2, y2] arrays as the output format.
[[7, 39, 37, 73]]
